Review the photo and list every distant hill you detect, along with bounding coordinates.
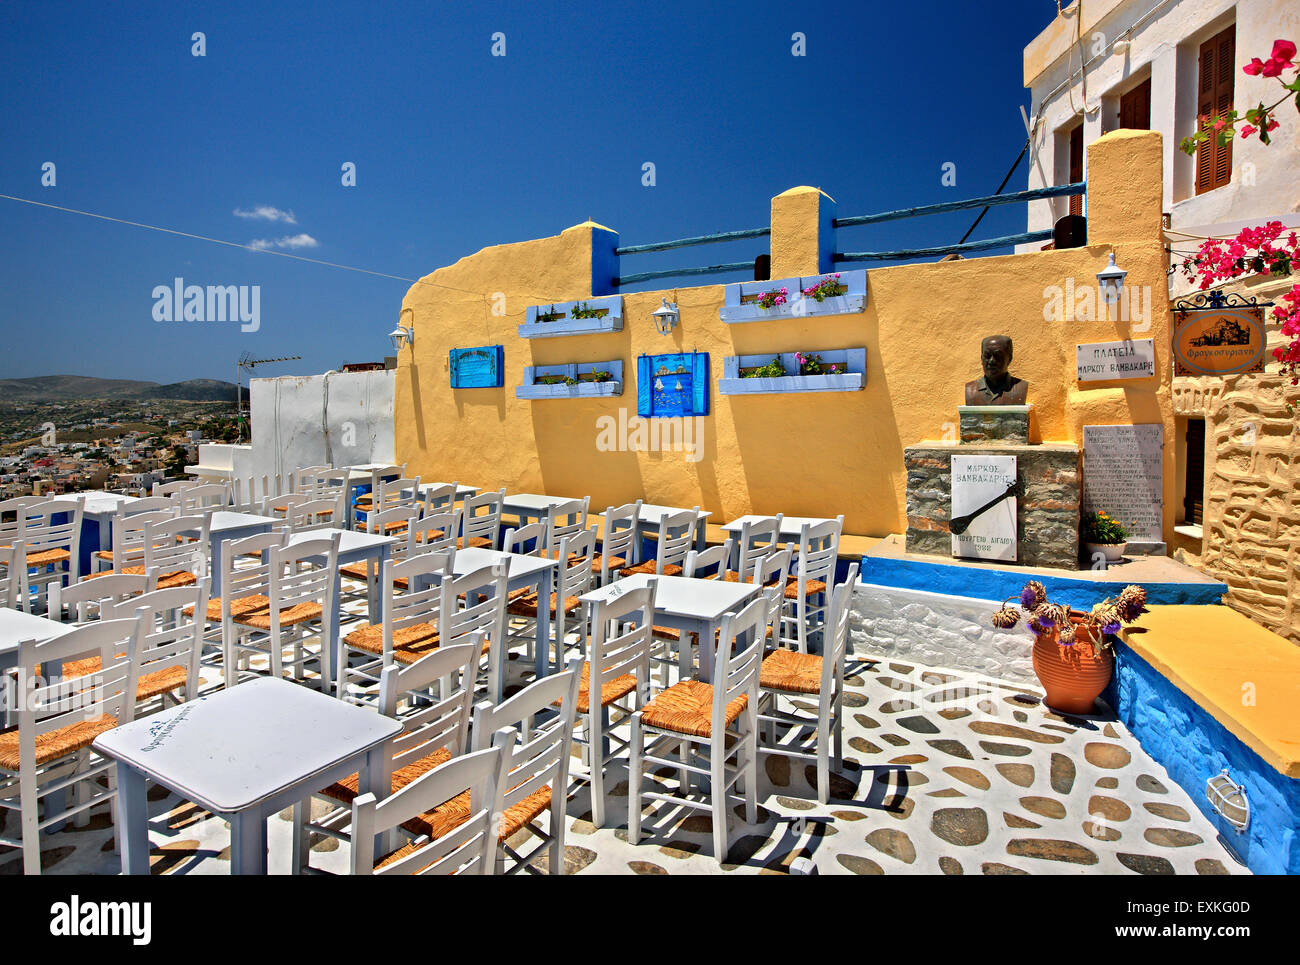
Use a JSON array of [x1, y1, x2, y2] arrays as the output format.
[[0, 375, 246, 402]]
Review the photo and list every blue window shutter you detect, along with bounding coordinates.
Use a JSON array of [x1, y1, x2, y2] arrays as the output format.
[[493, 345, 504, 387], [637, 356, 652, 416], [449, 350, 459, 388], [690, 353, 709, 416]]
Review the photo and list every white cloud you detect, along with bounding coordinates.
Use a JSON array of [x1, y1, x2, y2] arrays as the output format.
[[247, 233, 319, 251], [234, 205, 297, 224]]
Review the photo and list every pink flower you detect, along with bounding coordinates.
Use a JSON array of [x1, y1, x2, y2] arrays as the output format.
[[1271, 39, 1296, 65], [1243, 57, 1267, 76], [1240, 124, 1257, 138], [1261, 58, 1286, 78]]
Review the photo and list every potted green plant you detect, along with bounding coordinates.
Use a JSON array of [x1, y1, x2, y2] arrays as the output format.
[[1082, 510, 1128, 563], [991, 582, 1148, 714]]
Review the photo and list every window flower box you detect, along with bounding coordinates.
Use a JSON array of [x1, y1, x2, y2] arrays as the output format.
[[718, 348, 866, 395], [518, 295, 624, 338], [516, 360, 623, 399], [719, 269, 866, 323]]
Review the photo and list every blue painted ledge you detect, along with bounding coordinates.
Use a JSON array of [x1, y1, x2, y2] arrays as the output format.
[[1105, 642, 1298, 875], [519, 295, 623, 338], [720, 269, 866, 324], [516, 360, 623, 400], [857, 555, 1227, 608], [719, 348, 867, 396]]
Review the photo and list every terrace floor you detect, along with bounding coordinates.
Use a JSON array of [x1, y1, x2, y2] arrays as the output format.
[[3, 638, 1246, 875]]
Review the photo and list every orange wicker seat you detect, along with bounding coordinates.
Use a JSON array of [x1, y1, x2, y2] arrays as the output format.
[[506, 592, 581, 619], [785, 576, 827, 599], [61, 656, 188, 702], [759, 648, 824, 695], [398, 788, 473, 841], [320, 746, 453, 804], [93, 550, 114, 561], [541, 548, 624, 575], [0, 713, 118, 770], [24, 548, 70, 567], [567, 661, 637, 714], [414, 529, 446, 543], [458, 536, 492, 549], [84, 566, 197, 589], [619, 559, 684, 578], [182, 594, 321, 629], [639, 680, 748, 738], [498, 785, 552, 839], [343, 620, 444, 665], [339, 561, 408, 588]]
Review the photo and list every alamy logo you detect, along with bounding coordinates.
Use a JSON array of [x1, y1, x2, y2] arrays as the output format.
[[152, 277, 260, 332], [49, 895, 151, 945], [595, 410, 704, 463]]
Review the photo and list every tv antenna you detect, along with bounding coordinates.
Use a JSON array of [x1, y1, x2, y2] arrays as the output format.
[[235, 353, 301, 442]]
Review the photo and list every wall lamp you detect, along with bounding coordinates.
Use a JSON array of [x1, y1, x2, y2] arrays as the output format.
[[1097, 251, 1127, 306], [652, 297, 679, 335]]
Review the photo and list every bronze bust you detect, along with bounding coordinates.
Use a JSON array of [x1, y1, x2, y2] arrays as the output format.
[[964, 335, 1028, 406]]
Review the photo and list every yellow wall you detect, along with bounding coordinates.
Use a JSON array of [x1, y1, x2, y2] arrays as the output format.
[[393, 131, 1178, 544]]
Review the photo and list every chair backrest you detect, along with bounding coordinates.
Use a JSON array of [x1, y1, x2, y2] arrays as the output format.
[[143, 514, 211, 580], [420, 482, 459, 514], [152, 480, 198, 497], [105, 508, 176, 572], [120, 496, 178, 516], [220, 530, 288, 606], [752, 547, 792, 587], [175, 483, 229, 513], [103, 583, 209, 704], [543, 497, 590, 551], [586, 580, 657, 712], [736, 515, 785, 580], [365, 464, 405, 493], [362, 504, 419, 541], [441, 561, 510, 667], [350, 736, 512, 876], [598, 500, 642, 580], [713, 592, 771, 718], [822, 563, 859, 691], [18, 498, 83, 564], [684, 539, 735, 580], [462, 488, 505, 548], [653, 507, 699, 574], [15, 617, 144, 760], [470, 660, 582, 838], [0, 542, 22, 608], [501, 522, 546, 557], [555, 529, 596, 602], [267, 533, 340, 625], [408, 509, 459, 561], [379, 550, 454, 664], [370, 475, 420, 513], [287, 491, 347, 532], [793, 518, 841, 588], [376, 638, 480, 777], [296, 469, 348, 503], [232, 475, 286, 512], [49, 572, 153, 623]]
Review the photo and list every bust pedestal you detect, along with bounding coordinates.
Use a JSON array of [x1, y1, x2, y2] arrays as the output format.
[[959, 404, 1031, 445]]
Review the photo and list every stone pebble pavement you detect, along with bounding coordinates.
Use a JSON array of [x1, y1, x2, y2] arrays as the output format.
[[2, 651, 1247, 875]]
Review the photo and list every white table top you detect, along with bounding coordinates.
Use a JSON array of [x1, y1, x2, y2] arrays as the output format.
[[638, 504, 713, 525], [50, 492, 140, 516], [502, 493, 581, 513], [453, 546, 556, 579], [92, 677, 401, 814], [0, 607, 72, 654], [285, 528, 397, 554], [580, 573, 758, 621], [415, 482, 478, 498], [722, 515, 837, 535], [208, 511, 279, 532]]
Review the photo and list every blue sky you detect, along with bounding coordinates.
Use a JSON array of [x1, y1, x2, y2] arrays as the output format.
[[0, 0, 1056, 384]]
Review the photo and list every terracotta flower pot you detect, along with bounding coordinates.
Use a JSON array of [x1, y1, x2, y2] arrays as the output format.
[[1031, 615, 1113, 715], [1085, 541, 1127, 563]]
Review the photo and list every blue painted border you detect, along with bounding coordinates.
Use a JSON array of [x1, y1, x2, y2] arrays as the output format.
[[519, 295, 624, 339], [857, 555, 1226, 608], [449, 345, 504, 389], [719, 348, 866, 395], [636, 352, 709, 417], [516, 359, 624, 399], [720, 269, 866, 323], [1105, 642, 1299, 875]]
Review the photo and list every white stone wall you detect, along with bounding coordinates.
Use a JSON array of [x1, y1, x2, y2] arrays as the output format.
[[850, 582, 1037, 683], [249, 370, 395, 481], [1020, 0, 1300, 288]]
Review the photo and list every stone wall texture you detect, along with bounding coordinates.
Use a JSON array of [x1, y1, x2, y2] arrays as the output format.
[[850, 582, 1036, 683], [905, 443, 1081, 568]]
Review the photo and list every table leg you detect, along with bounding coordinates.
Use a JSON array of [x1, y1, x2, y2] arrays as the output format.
[[116, 762, 150, 875], [533, 571, 551, 682], [230, 812, 268, 874], [360, 744, 395, 858], [209, 534, 225, 596], [694, 519, 708, 553], [696, 619, 717, 683], [325, 571, 341, 693]]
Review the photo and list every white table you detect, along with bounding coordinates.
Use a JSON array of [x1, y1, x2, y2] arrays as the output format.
[[415, 482, 478, 506], [721, 515, 837, 540], [204, 512, 279, 594], [448, 547, 557, 702], [501, 493, 582, 528], [50, 491, 141, 575], [0, 607, 72, 673], [579, 573, 759, 682], [93, 677, 401, 875], [637, 504, 712, 553], [285, 528, 398, 689]]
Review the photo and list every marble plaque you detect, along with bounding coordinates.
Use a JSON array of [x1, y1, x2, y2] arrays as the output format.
[[1076, 339, 1156, 381], [951, 454, 1018, 562], [1082, 424, 1163, 542]]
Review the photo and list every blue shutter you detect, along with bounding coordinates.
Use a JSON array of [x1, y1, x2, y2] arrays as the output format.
[[690, 353, 709, 416], [492, 345, 504, 387], [637, 356, 652, 416], [448, 350, 459, 388]]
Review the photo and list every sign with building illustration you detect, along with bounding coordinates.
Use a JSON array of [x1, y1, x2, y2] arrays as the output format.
[[1076, 339, 1156, 381], [950, 454, 1018, 562], [449, 345, 504, 388], [1082, 424, 1163, 544], [1173, 307, 1266, 377], [636, 352, 709, 417]]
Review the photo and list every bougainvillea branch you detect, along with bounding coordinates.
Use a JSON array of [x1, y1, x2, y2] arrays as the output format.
[[1180, 39, 1299, 155]]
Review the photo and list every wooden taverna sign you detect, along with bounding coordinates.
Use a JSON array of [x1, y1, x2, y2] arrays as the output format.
[[1173, 293, 1268, 377]]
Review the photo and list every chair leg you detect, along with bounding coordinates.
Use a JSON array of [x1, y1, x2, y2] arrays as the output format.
[[548, 795, 565, 874], [628, 713, 643, 844], [589, 709, 606, 828], [710, 739, 728, 863], [817, 703, 832, 806], [744, 712, 758, 824], [20, 769, 41, 875], [72, 749, 90, 827], [678, 739, 690, 793]]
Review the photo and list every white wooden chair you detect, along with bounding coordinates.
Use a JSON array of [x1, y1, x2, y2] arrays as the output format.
[[14, 499, 84, 612], [337, 549, 454, 699], [684, 539, 735, 580], [420, 482, 459, 514], [570, 580, 658, 827], [443, 562, 512, 704], [408, 509, 460, 558], [0, 542, 24, 608], [286, 490, 348, 533], [120, 514, 209, 590], [461, 488, 505, 549], [49, 572, 154, 623], [543, 497, 590, 553], [505, 528, 594, 675], [784, 518, 842, 653], [470, 661, 582, 874], [353, 473, 418, 527], [501, 521, 547, 558], [732, 514, 785, 580], [152, 479, 198, 497], [594, 500, 641, 585], [295, 639, 483, 872], [244, 532, 340, 687], [349, 736, 514, 876], [619, 506, 699, 578], [90, 507, 176, 576], [174, 483, 230, 513], [0, 616, 143, 874], [629, 591, 771, 863], [758, 564, 858, 804]]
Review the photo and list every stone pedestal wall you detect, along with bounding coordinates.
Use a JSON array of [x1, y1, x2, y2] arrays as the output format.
[[906, 442, 1081, 568]]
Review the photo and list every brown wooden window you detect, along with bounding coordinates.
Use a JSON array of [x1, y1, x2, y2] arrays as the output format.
[[1196, 24, 1235, 195], [1119, 76, 1151, 130], [1067, 123, 1084, 216], [1183, 418, 1206, 525]]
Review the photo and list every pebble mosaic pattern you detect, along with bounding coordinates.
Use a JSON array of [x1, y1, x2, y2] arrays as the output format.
[[1, 587, 1248, 875]]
